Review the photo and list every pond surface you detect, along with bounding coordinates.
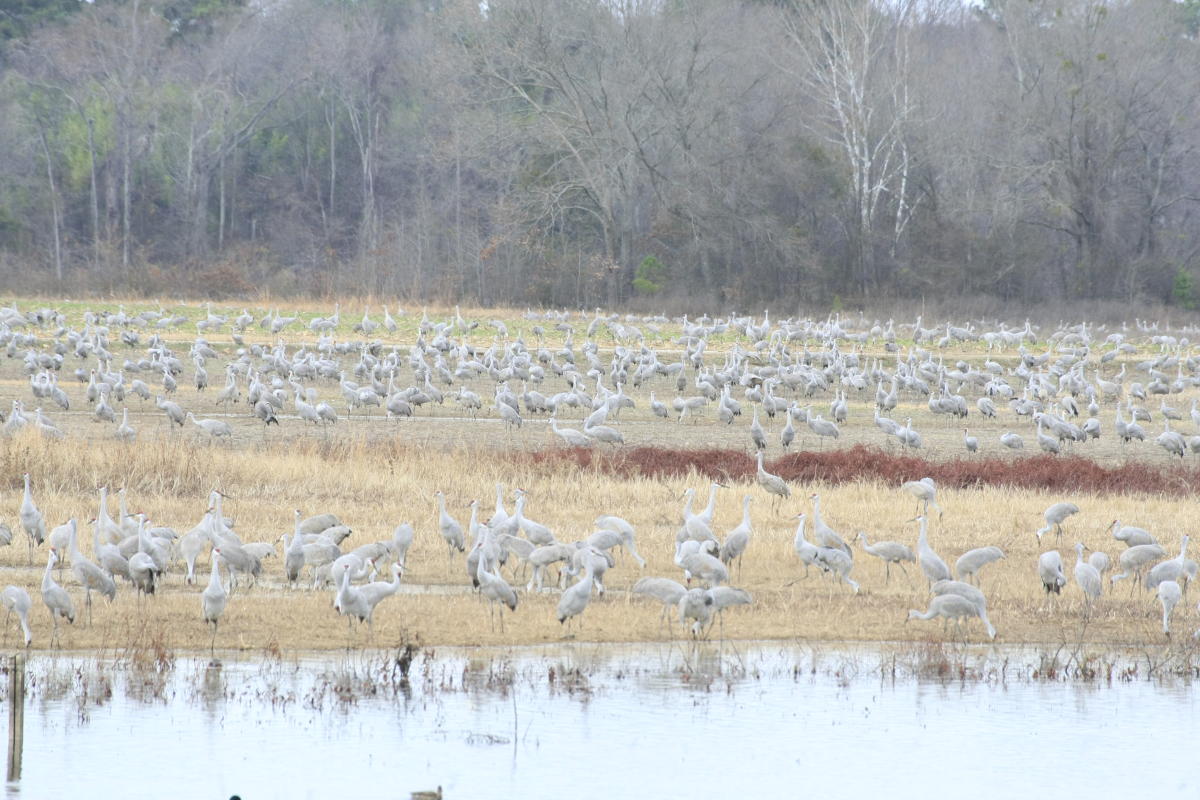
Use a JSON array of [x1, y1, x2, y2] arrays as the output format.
[[4, 642, 1198, 799]]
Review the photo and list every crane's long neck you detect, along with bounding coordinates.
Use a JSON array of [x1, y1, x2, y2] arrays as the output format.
[[67, 521, 81, 560], [741, 497, 751, 526], [702, 487, 718, 520], [918, 517, 929, 548], [468, 505, 480, 544], [208, 556, 223, 592], [794, 518, 808, 548], [289, 515, 304, 554]]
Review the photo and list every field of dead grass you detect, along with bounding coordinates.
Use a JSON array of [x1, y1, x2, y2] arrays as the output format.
[[0, 429, 1195, 653]]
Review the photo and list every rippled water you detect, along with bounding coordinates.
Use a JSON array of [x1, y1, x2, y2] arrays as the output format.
[[4, 642, 1198, 799]]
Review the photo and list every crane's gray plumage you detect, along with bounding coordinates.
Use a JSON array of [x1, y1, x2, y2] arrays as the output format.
[[955, 546, 1005, 584], [914, 514, 951, 585], [908, 593, 995, 639], [857, 531, 915, 583], [1036, 502, 1080, 542]]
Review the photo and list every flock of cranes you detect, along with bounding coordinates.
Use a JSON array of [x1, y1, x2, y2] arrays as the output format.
[[1, 472, 1196, 648], [1, 301, 1200, 464], [1, 300, 1200, 648]]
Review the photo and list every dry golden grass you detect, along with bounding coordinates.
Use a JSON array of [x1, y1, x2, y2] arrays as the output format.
[[0, 429, 1194, 653], [0, 298, 1196, 655]]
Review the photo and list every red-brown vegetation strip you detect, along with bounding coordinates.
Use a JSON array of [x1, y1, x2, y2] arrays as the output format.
[[529, 444, 1200, 496]]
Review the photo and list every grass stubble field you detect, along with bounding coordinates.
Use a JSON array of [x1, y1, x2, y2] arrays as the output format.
[[0, 297, 1197, 670]]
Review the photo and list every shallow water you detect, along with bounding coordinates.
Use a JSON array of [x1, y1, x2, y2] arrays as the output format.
[[4, 642, 1198, 799]]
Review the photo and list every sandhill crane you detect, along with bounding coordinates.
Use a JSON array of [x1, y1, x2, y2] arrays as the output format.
[[927, 581, 997, 639], [813, 546, 859, 593], [649, 392, 669, 419], [914, 514, 951, 586], [1144, 535, 1191, 592], [512, 491, 555, 547], [284, 511, 306, 586], [115, 408, 136, 442], [680, 548, 728, 587], [1038, 550, 1067, 595], [594, 515, 644, 567], [955, 546, 1005, 584], [907, 593, 995, 639], [1109, 519, 1157, 547], [333, 566, 371, 645], [809, 494, 851, 555], [1111, 543, 1168, 589], [557, 553, 597, 629], [496, 400, 522, 434], [780, 409, 796, 450], [476, 543, 518, 630], [856, 531, 914, 583], [1088, 550, 1112, 578], [1073, 542, 1102, 612], [41, 549, 74, 646], [434, 492, 465, 558], [1000, 431, 1024, 450], [754, 451, 789, 510], [963, 429, 978, 453], [357, 563, 405, 630], [33, 408, 63, 439], [201, 552, 228, 655], [1159, 580, 1182, 636], [294, 391, 322, 425], [187, 412, 233, 441], [19, 472, 45, 564], [156, 395, 185, 427], [584, 419, 624, 445], [1, 586, 31, 647], [749, 405, 767, 451], [896, 417, 922, 449], [807, 412, 840, 448], [678, 587, 714, 636], [707, 586, 752, 636], [390, 523, 414, 565], [549, 416, 592, 447], [526, 543, 575, 593], [900, 477, 942, 517], [719, 496, 753, 570], [128, 519, 159, 600], [67, 520, 116, 625], [632, 577, 687, 625], [1036, 502, 1080, 542], [792, 514, 820, 577]]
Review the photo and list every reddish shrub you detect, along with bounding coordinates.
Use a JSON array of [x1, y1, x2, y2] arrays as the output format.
[[528, 444, 1200, 496]]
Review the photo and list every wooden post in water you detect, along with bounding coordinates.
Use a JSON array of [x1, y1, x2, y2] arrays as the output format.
[[7, 653, 24, 782]]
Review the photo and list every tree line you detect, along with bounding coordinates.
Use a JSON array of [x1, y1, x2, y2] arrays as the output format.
[[1, 0, 1199, 309]]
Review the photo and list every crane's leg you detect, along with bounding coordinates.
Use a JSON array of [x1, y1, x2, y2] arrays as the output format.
[[885, 563, 891, 584], [86, 589, 93, 626], [2, 610, 9, 646], [210, 621, 218, 657]]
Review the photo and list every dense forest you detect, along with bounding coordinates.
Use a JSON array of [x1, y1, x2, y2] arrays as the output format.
[[1, 0, 1199, 309]]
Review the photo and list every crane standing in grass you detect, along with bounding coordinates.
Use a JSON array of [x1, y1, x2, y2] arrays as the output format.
[[201, 552, 228, 656]]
